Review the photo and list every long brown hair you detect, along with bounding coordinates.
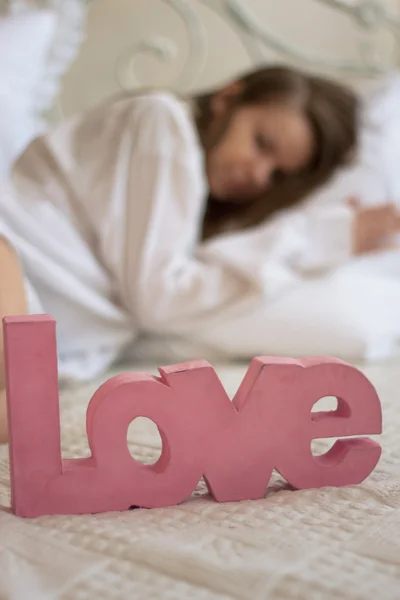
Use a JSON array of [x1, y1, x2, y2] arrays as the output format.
[[195, 65, 359, 240]]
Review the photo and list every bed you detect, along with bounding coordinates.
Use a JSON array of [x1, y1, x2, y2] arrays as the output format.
[[1, 1, 400, 598]]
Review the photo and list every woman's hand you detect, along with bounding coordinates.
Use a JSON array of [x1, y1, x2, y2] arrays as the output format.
[[348, 198, 400, 255]]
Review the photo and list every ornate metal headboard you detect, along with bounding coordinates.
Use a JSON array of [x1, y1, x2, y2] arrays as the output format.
[[59, 0, 400, 116], [115, 0, 400, 89]]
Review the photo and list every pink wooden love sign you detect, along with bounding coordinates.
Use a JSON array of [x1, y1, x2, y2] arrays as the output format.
[[3, 315, 382, 518]]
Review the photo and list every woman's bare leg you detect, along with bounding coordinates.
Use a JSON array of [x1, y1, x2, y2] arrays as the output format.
[[0, 238, 28, 444]]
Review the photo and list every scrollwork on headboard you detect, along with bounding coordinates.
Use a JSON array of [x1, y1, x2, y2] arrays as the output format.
[[115, 0, 400, 93], [116, 0, 209, 93]]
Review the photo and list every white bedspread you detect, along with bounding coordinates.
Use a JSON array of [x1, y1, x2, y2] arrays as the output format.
[[0, 360, 400, 600]]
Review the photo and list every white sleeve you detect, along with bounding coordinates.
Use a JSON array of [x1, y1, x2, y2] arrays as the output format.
[[135, 150, 263, 332]]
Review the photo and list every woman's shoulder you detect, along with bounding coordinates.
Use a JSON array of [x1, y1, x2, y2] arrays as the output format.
[[132, 90, 192, 120], [128, 91, 200, 152]]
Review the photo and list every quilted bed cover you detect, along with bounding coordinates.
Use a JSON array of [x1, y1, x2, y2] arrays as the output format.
[[0, 360, 399, 600]]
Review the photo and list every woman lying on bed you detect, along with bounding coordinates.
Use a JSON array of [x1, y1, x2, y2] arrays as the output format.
[[0, 65, 399, 443]]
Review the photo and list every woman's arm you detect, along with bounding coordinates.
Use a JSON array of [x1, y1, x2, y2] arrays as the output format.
[[0, 237, 28, 443], [133, 151, 266, 333], [137, 166, 400, 336], [109, 95, 267, 333]]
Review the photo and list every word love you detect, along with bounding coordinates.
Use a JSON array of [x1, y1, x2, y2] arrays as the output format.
[[4, 316, 382, 518]]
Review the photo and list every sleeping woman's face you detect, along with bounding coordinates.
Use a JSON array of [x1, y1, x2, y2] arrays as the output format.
[[205, 86, 315, 202]]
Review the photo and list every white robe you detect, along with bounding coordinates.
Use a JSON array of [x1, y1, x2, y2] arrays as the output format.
[[1, 91, 400, 380]]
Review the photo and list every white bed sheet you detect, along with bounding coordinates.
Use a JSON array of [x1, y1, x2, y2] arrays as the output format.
[[0, 359, 399, 600]]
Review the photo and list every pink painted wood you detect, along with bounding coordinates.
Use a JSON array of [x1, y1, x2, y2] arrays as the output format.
[[3, 315, 382, 518]]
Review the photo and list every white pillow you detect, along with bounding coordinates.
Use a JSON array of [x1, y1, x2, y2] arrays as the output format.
[[0, 7, 56, 177], [304, 73, 400, 211], [32, 0, 86, 121], [0, 1, 86, 179]]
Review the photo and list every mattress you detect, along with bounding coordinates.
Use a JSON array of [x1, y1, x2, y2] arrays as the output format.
[[0, 359, 400, 600]]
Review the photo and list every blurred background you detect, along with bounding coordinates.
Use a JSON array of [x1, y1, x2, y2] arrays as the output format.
[[60, 0, 400, 115]]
